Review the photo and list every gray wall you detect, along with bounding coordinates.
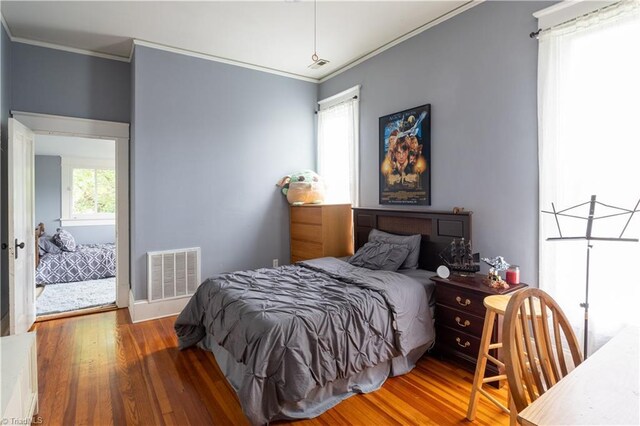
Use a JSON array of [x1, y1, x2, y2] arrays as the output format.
[[1, 25, 11, 325], [35, 155, 115, 244], [11, 42, 131, 123], [319, 1, 540, 285], [131, 46, 317, 300]]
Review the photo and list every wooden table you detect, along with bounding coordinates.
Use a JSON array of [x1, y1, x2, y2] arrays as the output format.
[[518, 325, 640, 426]]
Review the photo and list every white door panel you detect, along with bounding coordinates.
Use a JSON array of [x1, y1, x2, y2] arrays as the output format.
[[8, 118, 36, 334]]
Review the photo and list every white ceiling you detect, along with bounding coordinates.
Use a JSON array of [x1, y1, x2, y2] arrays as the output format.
[[35, 134, 115, 159], [1, 1, 474, 81]]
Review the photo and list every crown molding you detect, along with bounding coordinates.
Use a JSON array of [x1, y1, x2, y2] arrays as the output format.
[[128, 40, 135, 62], [2, 12, 130, 62], [10, 37, 130, 62], [131, 40, 318, 83], [319, 0, 483, 83], [1, 13, 12, 38]]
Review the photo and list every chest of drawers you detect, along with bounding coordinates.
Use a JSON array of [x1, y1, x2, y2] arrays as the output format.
[[431, 274, 526, 385], [289, 204, 354, 263]]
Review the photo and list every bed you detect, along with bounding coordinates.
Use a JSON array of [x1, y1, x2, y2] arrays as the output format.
[[35, 223, 116, 285], [175, 208, 472, 424]]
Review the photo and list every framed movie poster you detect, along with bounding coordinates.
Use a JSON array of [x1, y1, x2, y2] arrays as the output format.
[[379, 104, 431, 205]]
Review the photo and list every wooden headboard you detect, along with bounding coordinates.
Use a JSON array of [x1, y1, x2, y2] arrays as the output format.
[[35, 223, 45, 268], [353, 207, 472, 272]]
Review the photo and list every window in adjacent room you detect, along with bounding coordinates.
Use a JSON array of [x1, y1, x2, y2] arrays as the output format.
[[317, 85, 360, 206], [61, 157, 116, 226], [537, 0, 640, 353]]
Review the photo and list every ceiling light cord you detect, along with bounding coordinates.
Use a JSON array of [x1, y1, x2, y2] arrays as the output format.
[[312, 0, 318, 62]]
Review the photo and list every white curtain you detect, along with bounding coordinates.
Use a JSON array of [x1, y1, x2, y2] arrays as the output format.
[[317, 98, 359, 205], [538, 0, 640, 354]]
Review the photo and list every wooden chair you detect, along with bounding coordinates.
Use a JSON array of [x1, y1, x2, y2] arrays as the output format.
[[466, 294, 515, 421], [503, 288, 583, 415]]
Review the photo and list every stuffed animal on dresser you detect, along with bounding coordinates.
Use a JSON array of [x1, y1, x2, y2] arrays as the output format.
[[276, 170, 326, 205]]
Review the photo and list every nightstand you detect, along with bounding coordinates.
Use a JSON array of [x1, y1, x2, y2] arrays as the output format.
[[430, 273, 527, 387]]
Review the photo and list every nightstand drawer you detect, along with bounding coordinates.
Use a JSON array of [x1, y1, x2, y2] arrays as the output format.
[[435, 285, 485, 317], [291, 239, 323, 260], [436, 325, 481, 360], [435, 304, 484, 338], [291, 223, 323, 243], [291, 206, 322, 225]]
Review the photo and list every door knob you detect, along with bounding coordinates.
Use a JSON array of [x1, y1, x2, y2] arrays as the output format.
[[15, 239, 25, 259]]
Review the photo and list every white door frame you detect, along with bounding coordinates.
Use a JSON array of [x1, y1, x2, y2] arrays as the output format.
[[12, 111, 130, 308]]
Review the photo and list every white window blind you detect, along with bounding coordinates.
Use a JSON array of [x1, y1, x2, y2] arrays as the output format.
[[317, 86, 360, 206], [538, 0, 640, 353]]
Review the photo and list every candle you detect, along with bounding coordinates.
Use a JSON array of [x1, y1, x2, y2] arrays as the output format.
[[506, 265, 520, 285]]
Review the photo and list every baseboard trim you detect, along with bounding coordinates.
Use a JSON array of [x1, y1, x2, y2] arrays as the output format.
[[128, 290, 191, 323], [35, 304, 118, 323]]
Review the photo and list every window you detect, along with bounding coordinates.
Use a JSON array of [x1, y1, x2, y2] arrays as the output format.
[[61, 157, 116, 226], [538, 1, 640, 353], [317, 85, 360, 205]]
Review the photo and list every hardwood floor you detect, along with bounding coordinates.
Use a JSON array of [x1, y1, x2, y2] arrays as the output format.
[[34, 309, 510, 425]]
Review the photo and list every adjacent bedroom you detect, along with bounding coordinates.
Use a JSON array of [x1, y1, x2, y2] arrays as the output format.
[[34, 135, 117, 317]]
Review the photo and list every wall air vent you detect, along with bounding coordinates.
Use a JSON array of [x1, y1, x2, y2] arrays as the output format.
[[147, 247, 201, 302]]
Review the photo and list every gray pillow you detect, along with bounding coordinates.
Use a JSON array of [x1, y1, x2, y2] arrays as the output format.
[[38, 234, 62, 255], [348, 241, 410, 271], [53, 229, 77, 252], [368, 229, 421, 270]]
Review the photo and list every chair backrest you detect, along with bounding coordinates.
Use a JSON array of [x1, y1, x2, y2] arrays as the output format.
[[503, 288, 583, 412]]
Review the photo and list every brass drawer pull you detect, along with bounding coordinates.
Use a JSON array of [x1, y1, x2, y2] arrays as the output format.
[[456, 337, 471, 348], [455, 316, 471, 328], [456, 296, 471, 307]]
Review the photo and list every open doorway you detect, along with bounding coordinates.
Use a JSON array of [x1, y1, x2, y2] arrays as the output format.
[[4, 111, 130, 332], [34, 135, 117, 317]]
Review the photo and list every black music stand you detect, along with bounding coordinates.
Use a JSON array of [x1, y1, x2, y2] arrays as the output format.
[[542, 195, 640, 357]]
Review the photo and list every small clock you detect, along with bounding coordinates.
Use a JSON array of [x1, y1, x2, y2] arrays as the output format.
[[436, 265, 450, 279]]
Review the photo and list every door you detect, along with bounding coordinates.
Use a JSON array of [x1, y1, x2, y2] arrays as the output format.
[[8, 118, 36, 334]]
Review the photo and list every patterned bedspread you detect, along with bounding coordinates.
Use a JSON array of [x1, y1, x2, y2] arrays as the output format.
[[36, 243, 116, 285]]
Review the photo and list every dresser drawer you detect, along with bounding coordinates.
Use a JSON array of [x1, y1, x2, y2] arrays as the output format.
[[435, 285, 486, 317], [291, 206, 322, 225], [291, 239, 323, 260], [291, 223, 323, 243], [436, 325, 482, 360], [435, 304, 484, 338]]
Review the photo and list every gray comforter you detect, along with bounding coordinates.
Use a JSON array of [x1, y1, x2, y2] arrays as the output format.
[[175, 257, 434, 424]]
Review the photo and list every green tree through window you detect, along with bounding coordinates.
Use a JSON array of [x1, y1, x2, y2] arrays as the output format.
[[72, 168, 115, 216]]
